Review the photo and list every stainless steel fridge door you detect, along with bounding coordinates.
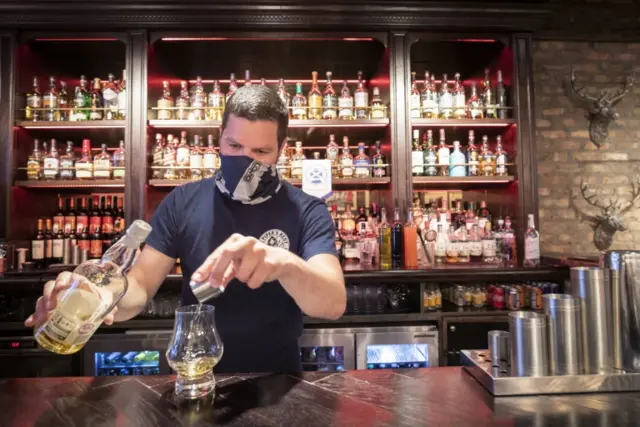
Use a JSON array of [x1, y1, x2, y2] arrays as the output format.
[[299, 328, 356, 371], [355, 326, 439, 370]]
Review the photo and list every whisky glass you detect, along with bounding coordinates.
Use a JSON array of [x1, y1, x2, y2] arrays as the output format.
[[166, 304, 224, 399]]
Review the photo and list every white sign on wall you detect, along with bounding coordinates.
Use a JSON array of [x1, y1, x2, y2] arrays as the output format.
[[301, 159, 332, 200]]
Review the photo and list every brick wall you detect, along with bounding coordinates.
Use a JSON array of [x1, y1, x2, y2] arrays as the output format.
[[534, 41, 640, 256]]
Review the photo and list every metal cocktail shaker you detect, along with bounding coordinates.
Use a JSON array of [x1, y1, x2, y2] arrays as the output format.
[[543, 294, 582, 375]]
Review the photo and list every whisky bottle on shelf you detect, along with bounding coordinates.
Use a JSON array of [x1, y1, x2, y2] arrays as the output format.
[[203, 135, 219, 179], [326, 134, 340, 177], [458, 226, 470, 263], [391, 208, 404, 269], [423, 130, 437, 177], [190, 76, 206, 120], [43, 139, 60, 180], [372, 140, 387, 178], [338, 80, 354, 120], [59, 141, 75, 180], [207, 80, 225, 121], [114, 196, 125, 233], [354, 142, 371, 178], [378, 207, 392, 269], [495, 135, 507, 176], [411, 129, 424, 176], [290, 141, 305, 179], [291, 82, 307, 120], [117, 69, 127, 120], [244, 70, 252, 87], [322, 71, 338, 120], [94, 144, 111, 179], [43, 76, 59, 122], [446, 224, 459, 263], [496, 70, 507, 119], [467, 130, 479, 176], [339, 137, 354, 178], [163, 135, 177, 180], [409, 71, 421, 119], [434, 223, 447, 264], [524, 214, 541, 267], [27, 139, 43, 180], [354, 71, 369, 120], [89, 78, 104, 121], [467, 82, 484, 120], [480, 135, 496, 176], [102, 73, 119, 120], [175, 81, 190, 121], [502, 216, 517, 267], [469, 224, 483, 262], [276, 78, 291, 114], [176, 131, 190, 179], [308, 71, 323, 120], [276, 141, 291, 179], [226, 73, 238, 101], [157, 81, 174, 120], [72, 75, 90, 122], [112, 140, 125, 179], [26, 77, 42, 121], [75, 139, 93, 180], [404, 208, 418, 268], [482, 227, 498, 264], [151, 133, 165, 179], [32, 219, 45, 269], [437, 129, 450, 177], [453, 73, 466, 119], [58, 81, 69, 121], [370, 87, 385, 119], [483, 68, 497, 119], [189, 135, 203, 180], [439, 74, 454, 119], [449, 140, 466, 177], [421, 71, 438, 119]]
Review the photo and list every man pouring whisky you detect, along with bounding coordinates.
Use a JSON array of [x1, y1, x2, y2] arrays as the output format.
[[25, 85, 347, 373]]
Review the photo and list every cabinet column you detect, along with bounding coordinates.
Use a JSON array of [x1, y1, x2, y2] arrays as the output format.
[[0, 33, 16, 239]]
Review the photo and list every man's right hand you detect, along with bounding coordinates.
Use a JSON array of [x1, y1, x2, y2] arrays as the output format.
[[24, 271, 117, 328]]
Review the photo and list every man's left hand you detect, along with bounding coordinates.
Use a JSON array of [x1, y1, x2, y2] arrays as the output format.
[[191, 233, 291, 290]]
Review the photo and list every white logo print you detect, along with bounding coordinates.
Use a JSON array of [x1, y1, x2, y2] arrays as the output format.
[[259, 229, 290, 250]]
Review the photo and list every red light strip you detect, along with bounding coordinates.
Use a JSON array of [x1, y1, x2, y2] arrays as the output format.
[[412, 122, 515, 128], [161, 37, 373, 42], [289, 122, 388, 128], [414, 178, 515, 184], [34, 38, 119, 42], [183, 79, 365, 85], [15, 125, 125, 129], [452, 39, 497, 43]]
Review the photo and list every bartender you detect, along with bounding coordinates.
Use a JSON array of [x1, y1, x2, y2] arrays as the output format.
[[25, 85, 347, 373]]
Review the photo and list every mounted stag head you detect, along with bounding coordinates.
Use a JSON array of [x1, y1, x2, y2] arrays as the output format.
[[568, 68, 634, 148], [570, 177, 640, 251]]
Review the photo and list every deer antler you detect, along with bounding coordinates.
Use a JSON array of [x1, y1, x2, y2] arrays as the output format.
[[609, 74, 634, 105], [579, 179, 610, 210], [570, 67, 599, 104], [619, 177, 640, 215]]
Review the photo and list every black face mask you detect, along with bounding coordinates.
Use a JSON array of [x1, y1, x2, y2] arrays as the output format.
[[215, 154, 282, 205]]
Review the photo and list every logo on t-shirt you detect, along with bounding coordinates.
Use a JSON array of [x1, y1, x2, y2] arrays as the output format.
[[259, 229, 290, 250]]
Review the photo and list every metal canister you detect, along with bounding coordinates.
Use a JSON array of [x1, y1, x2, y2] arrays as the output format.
[[493, 286, 505, 309], [543, 293, 583, 375], [488, 330, 510, 366], [509, 311, 548, 377]]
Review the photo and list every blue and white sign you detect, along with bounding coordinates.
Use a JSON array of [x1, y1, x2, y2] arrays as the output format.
[[302, 159, 332, 200]]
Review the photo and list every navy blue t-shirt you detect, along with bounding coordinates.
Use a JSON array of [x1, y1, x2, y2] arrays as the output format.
[[145, 178, 337, 373]]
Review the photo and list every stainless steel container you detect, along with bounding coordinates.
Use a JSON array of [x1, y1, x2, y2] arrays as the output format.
[[543, 293, 582, 375], [488, 330, 510, 366], [569, 266, 612, 374], [508, 311, 548, 377]]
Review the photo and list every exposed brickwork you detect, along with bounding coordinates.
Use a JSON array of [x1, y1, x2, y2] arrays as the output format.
[[534, 41, 640, 256]]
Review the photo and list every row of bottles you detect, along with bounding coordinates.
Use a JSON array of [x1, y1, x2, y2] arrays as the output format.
[[25, 138, 125, 181], [150, 132, 219, 180], [155, 70, 386, 121], [25, 73, 126, 122], [409, 69, 508, 120], [411, 129, 509, 177]]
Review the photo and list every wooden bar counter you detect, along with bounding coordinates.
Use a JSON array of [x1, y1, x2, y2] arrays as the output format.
[[1, 367, 639, 426]]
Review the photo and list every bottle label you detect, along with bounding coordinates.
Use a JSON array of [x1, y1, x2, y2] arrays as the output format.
[[470, 241, 483, 256], [341, 159, 354, 177], [412, 151, 424, 174], [157, 99, 174, 120], [439, 93, 453, 110], [76, 216, 89, 234], [446, 242, 459, 257], [435, 241, 447, 257], [354, 159, 370, 177], [482, 239, 497, 257], [75, 164, 92, 179], [338, 98, 354, 119], [176, 147, 190, 165], [60, 159, 74, 179], [32, 241, 44, 260], [291, 160, 303, 178], [496, 154, 506, 175], [52, 239, 64, 258], [422, 98, 438, 114], [203, 153, 217, 169], [410, 94, 421, 118], [373, 161, 386, 177], [468, 152, 479, 176], [64, 216, 76, 235], [189, 154, 203, 169], [45, 240, 53, 259], [43, 158, 59, 178], [113, 166, 125, 179], [78, 239, 90, 252], [309, 94, 323, 113], [102, 217, 114, 234], [89, 217, 101, 234], [525, 236, 540, 261], [354, 92, 368, 108], [458, 242, 470, 257], [90, 239, 102, 258], [118, 91, 126, 114], [438, 151, 450, 166], [94, 160, 111, 178], [371, 105, 385, 119]]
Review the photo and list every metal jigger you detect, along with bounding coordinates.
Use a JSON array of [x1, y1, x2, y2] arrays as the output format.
[[189, 279, 225, 303]]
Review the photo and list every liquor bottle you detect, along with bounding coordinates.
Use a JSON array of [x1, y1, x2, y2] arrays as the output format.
[[175, 81, 190, 121], [77, 226, 90, 253], [26, 139, 43, 180], [54, 221, 66, 264], [89, 78, 104, 121], [391, 208, 404, 269], [26, 77, 42, 121], [176, 131, 190, 179], [467, 131, 479, 176], [409, 72, 421, 119], [449, 140, 466, 177], [243, 70, 252, 87], [354, 71, 369, 120], [276, 141, 291, 179], [44, 218, 53, 267], [356, 207, 368, 235], [226, 73, 238, 101], [467, 82, 483, 120], [73, 139, 92, 180], [483, 69, 497, 119], [203, 135, 218, 179], [43, 76, 59, 122], [163, 135, 177, 180], [403, 207, 418, 268], [53, 196, 65, 234], [423, 130, 437, 177], [291, 82, 307, 120], [524, 214, 540, 267], [308, 72, 323, 120], [117, 69, 127, 119], [354, 142, 371, 178], [102, 73, 119, 120], [342, 205, 356, 235], [207, 80, 225, 121], [434, 223, 447, 264], [437, 129, 449, 176], [190, 76, 206, 120], [341, 206, 359, 262], [445, 224, 459, 263], [326, 134, 340, 177], [157, 81, 174, 120], [333, 217, 343, 259], [115, 196, 126, 234], [502, 216, 517, 267], [290, 141, 305, 179], [72, 75, 90, 122], [33, 220, 151, 355], [372, 140, 387, 177], [276, 78, 291, 114], [477, 200, 493, 233], [439, 74, 454, 119], [58, 81, 69, 121], [64, 197, 77, 236], [112, 141, 125, 179], [480, 135, 495, 176], [453, 73, 466, 119], [421, 71, 438, 119], [32, 219, 45, 269], [151, 134, 165, 179], [189, 135, 203, 180], [59, 141, 75, 180], [495, 135, 507, 176], [370, 87, 385, 119], [338, 80, 354, 120], [89, 223, 103, 259], [322, 71, 338, 120], [496, 70, 507, 119], [411, 129, 424, 176], [339, 137, 354, 178], [469, 224, 483, 262], [76, 197, 89, 234], [378, 208, 392, 269], [43, 139, 60, 180], [101, 196, 114, 236], [93, 144, 112, 179], [458, 226, 470, 263]]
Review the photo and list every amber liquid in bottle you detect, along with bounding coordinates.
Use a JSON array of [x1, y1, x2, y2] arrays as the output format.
[[403, 208, 418, 268]]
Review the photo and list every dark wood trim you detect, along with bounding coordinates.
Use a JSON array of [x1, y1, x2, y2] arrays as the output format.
[[124, 30, 147, 225], [0, 33, 16, 239], [18, 31, 127, 44]]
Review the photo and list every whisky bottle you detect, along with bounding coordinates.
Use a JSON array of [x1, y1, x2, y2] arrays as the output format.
[[163, 135, 177, 180], [58, 81, 69, 121], [423, 130, 437, 177], [117, 69, 127, 120], [151, 134, 165, 179], [175, 81, 190, 121], [339, 137, 354, 178], [354, 142, 371, 178], [480, 135, 495, 176], [449, 140, 466, 177], [482, 228, 498, 264], [322, 71, 338, 120], [276, 78, 291, 113], [189, 135, 203, 180], [483, 69, 497, 119], [467, 131, 479, 176], [370, 87, 385, 119], [502, 216, 517, 267], [190, 76, 206, 120], [391, 208, 404, 269], [27, 139, 43, 180], [290, 141, 305, 179], [43, 139, 60, 180], [524, 214, 540, 267], [43, 76, 59, 122], [102, 73, 119, 120], [176, 131, 190, 179], [495, 135, 507, 176], [458, 226, 470, 263], [453, 73, 466, 119], [34, 220, 151, 355], [438, 74, 454, 119], [434, 224, 447, 264], [157, 81, 174, 120], [226, 73, 238, 101], [112, 140, 125, 179], [437, 129, 450, 176], [208, 80, 225, 121], [467, 82, 483, 120], [75, 139, 93, 180], [354, 71, 369, 120], [496, 70, 507, 119], [276, 141, 291, 179], [26, 77, 42, 121], [326, 134, 340, 177], [409, 72, 421, 119], [445, 225, 459, 263], [73, 75, 90, 122], [89, 78, 104, 121], [59, 141, 75, 180], [378, 208, 392, 269], [291, 82, 307, 120], [308, 71, 323, 120], [469, 224, 483, 262], [338, 80, 354, 120], [32, 219, 45, 269], [372, 140, 387, 178], [93, 144, 112, 179], [421, 71, 434, 119], [411, 129, 424, 176], [203, 135, 219, 178]]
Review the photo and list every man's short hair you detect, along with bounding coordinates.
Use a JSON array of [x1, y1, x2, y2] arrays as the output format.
[[222, 85, 289, 147]]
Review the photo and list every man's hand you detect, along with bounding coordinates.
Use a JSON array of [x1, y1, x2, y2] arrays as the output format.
[[191, 233, 291, 290]]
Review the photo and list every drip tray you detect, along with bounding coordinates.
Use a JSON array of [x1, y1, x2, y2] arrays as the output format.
[[461, 350, 640, 396]]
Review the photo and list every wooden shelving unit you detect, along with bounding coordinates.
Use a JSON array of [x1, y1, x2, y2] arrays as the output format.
[[14, 179, 125, 189], [15, 120, 126, 129]]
